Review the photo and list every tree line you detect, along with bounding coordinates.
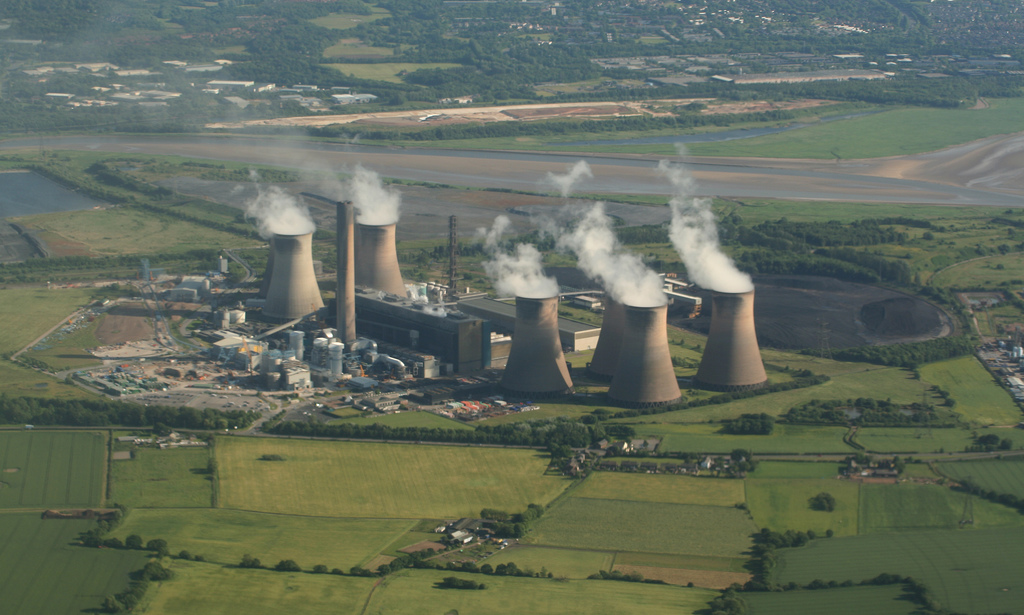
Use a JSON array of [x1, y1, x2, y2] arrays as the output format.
[[828, 336, 974, 368], [0, 395, 256, 431]]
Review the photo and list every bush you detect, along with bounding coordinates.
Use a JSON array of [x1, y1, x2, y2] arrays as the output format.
[[809, 492, 836, 512], [275, 559, 301, 572]]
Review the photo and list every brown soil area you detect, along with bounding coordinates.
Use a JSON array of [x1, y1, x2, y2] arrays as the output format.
[[398, 541, 447, 554], [94, 302, 154, 345], [502, 105, 636, 119], [612, 565, 751, 589], [2, 468, 19, 473], [32, 230, 94, 258], [701, 98, 831, 115], [672, 276, 951, 350]]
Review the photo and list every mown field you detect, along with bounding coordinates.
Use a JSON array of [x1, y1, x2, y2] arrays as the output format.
[[0, 431, 105, 509], [110, 446, 212, 508], [930, 252, 1024, 288], [745, 478, 861, 537], [114, 509, 414, 570], [141, 560, 377, 615], [919, 357, 1021, 426], [217, 438, 569, 518], [332, 410, 474, 430], [363, 569, 718, 615], [0, 361, 91, 400], [743, 584, 917, 615], [573, 472, 745, 507], [772, 527, 1024, 614], [852, 427, 977, 454], [644, 423, 853, 454], [937, 458, 1024, 498], [749, 461, 842, 479], [0, 513, 145, 615], [859, 483, 1024, 532], [526, 497, 757, 558], [485, 545, 614, 579], [0, 286, 100, 355]]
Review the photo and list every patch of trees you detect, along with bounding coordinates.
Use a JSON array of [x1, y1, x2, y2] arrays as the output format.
[[610, 372, 830, 420], [437, 576, 486, 590], [829, 336, 974, 368], [808, 492, 836, 512], [735, 250, 885, 284], [0, 395, 257, 431], [969, 433, 1014, 452], [268, 416, 603, 448], [782, 398, 955, 427], [587, 569, 666, 584], [747, 528, 827, 584], [743, 219, 909, 249], [0, 248, 217, 284], [258, 454, 286, 461], [722, 413, 775, 435], [490, 503, 545, 539], [955, 476, 1024, 516], [101, 561, 173, 613]]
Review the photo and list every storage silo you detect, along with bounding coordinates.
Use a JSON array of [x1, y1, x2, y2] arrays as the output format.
[[607, 303, 681, 408], [355, 222, 405, 295], [500, 296, 573, 397], [311, 337, 329, 368], [694, 289, 768, 391], [328, 341, 345, 377], [289, 330, 305, 361], [586, 299, 625, 381], [263, 232, 325, 321]]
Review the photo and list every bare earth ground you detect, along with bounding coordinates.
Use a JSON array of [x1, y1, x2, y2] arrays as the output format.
[[612, 565, 751, 589], [398, 541, 446, 554], [93, 302, 155, 345]]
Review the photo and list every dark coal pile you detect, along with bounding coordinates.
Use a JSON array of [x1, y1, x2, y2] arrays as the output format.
[[671, 275, 951, 350]]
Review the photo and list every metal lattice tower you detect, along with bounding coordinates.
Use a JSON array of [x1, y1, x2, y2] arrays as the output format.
[[447, 215, 459, 294], [817, 319, 833, 360]]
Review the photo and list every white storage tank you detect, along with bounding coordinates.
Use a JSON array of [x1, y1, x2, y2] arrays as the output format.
[[289, 330, 305, 360], [329, 341, 345, 377], [312, 337, 329, 368], [229, 309, 246, 324]]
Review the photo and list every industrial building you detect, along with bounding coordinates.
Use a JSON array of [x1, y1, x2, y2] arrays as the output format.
[[458, 297, 600, 352], [167, 276, 210, 302]]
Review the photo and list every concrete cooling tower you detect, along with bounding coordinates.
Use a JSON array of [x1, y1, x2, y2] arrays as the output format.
[[355, 223, 405, 295], [501, 296, 573, 397], [586, 299, 625, 381], [694, 289, 767, 391], [336, 201, 357, 345], [607, 304, 681, 408], [263, 232, 325, 321]]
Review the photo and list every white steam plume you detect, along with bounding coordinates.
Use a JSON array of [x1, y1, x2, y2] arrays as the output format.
[[343, 165, 401, 225], [244, 170, 315, 238], [546, 160, 593, 198], [479, 215, 559, 298], [556, 203, 666, 307], [658, 160, 753, 293]]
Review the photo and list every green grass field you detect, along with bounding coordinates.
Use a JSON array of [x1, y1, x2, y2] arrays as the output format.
[[323, 62, 460, 82], [744, 584, 917, 615], [0, 513, 145, 615], [22, 315, 104, 371], [113, 508, 414, 569], [685, 98, 1024, 159], [937, 458, 1024, 498], [0, 287, 100, 355], [749, 461, 842, 479], [217, 438, 569, 518], [852, 427, 975, 454], [772, 527, 1024, 614], [920, 357, 1021, 426], [930, 252, 1024, 288], [745, 478, 861, 537], [0, 431, 105, 509], [527, 498, 757, 558], [573, 472, 745, 507], [0, 361, 92, 400], [364, 569, 717, 615], [485, 545, 614, 579], [141, 559, 377, 615], [644, 423, 853, 454], [332, 410, 474, 430], [109, 446, 212, 508], [310, 8, 389, 30], [860, 483, 1024, 532]]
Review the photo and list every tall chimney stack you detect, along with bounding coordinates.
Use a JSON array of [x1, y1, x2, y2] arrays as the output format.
[[607, 304, 681, 408], [355, 222, 405, 295], [501, 296, 573, 397], [694, 289, 767, 391], [263, 232, 324, 321], [586, 299, 625, 381], [336, 201, 357, 345]]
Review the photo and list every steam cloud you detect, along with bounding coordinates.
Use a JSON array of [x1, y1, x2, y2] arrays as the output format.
[[659, 160, 753, 293], [344, 165, 401, 226], [546, 160, 593, 198], [556, 203, 666, 307], [479, 215, 559, 298], [244, 171, 315, 238]]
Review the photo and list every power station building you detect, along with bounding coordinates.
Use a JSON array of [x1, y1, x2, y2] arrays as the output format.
[[457, 297, 600, 352]]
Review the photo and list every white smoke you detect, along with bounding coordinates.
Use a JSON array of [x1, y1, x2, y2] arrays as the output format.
[[658, 160, 753, 293], [556, 203, 666, 307], [244, 170, 315, 238], [342, 165, 401, 225], [479, 215, 559, 299], [546, 160, 593, 198]]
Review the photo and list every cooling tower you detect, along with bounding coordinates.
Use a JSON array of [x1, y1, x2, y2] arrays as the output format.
[[586, 299, 625, 381], [257, 243, 276, 299], [355, 222, 405, 295], [607, 304, 681, 408], [694, 289, 767, 391], [263, 232, 325, 321], [336, 201, 357, 345], [501, 296, 573, 397]]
